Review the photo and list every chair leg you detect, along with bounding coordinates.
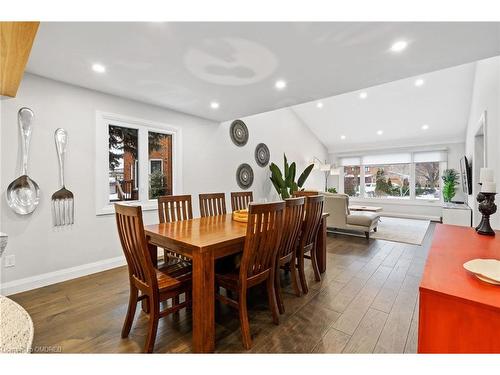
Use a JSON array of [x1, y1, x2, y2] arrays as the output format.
[[267, 275, 280, 325], [275, 266, 285, 314], [238, 289, 252, 350], [290, 256, 302, 297], [144, 298, 160, 353], [173, 295, 180, 320], [365, 231, 370, 240], [310, 245, 321, 282], [297, 250, 309, 295], [121, 284, 138, 338]]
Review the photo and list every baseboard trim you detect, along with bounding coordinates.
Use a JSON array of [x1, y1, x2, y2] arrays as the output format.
[[380, 212, 441, 222], [0, 256, 126, 296]]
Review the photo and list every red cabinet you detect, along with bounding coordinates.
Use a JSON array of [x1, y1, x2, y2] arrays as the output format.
[[418, 224, 500, 353]]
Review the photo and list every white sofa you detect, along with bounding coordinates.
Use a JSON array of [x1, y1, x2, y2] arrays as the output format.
[[321, 192, 380, 239]]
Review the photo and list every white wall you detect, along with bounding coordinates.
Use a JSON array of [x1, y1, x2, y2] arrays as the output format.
[[0, 74, 327, 294], [328, 142, 466, 221], [465, 56, 500, 229]]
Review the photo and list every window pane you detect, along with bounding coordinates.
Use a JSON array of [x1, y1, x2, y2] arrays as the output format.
[[415, 162, 441, 200], [364, 164, 410, 199], [108, 125, 139, 202], [343, 166, 360, 197], [148, 132, 172, 199]]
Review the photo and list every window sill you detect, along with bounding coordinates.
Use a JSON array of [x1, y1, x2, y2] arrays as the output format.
[[96, 201, 159, 216], [349, 198, 442, 207]]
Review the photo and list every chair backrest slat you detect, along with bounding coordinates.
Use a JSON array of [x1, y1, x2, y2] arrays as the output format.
[[278, 197, 305, 260], [158, 195, 193, 223], [301, 195, 324, 248], [115, 204, 156, 289], [240, 201, 285, 280], [199, 193, 226, 217], [231, 191, 253, 212]]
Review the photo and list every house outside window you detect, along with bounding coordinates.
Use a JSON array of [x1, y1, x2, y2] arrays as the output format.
[[96, 112, 182, 215]]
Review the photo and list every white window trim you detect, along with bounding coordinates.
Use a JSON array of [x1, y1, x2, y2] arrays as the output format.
[[95, 111, 183, 216], [340, 152, 447, 205], [149, 159, 164, 174]]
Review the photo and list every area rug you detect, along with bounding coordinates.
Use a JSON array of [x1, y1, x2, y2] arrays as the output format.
[[371, 217, 430, 245], [0, 295, 34, 353]]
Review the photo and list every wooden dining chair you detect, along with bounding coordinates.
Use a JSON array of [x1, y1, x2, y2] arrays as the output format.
[[230, 191, 253, 212], [274, 197, 305, 314], [199, 192, 226, 217], [296, 195, 324, 294], [115, 204, 191, 353], [215, 201, 285, 349], [158, 195, 193, 264]]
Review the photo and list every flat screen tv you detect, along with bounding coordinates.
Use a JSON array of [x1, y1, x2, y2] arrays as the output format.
[[460, 156, 472, 195]]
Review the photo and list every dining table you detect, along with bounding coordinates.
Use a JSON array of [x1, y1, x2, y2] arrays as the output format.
[[144, 212, 329, 353]]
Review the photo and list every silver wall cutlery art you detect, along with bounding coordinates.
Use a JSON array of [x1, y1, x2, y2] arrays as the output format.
[[52, 128, 74, 226], [6, 107, 40, 215]]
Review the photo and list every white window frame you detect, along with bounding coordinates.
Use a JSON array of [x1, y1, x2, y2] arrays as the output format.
[[95, 111, 183, 215], [149, 159, 164, 174], [339, 151, 447, 206]]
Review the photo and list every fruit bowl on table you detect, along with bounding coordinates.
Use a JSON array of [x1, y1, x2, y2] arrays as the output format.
[[232, 209, 248, 223]]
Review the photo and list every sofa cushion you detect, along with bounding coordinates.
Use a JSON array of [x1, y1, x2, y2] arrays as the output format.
[[346, 212, 380, 227]]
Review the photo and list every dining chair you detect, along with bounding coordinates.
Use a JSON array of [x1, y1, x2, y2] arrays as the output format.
[[215, 201, 285, 349], [230, 191, 253, 212], [274, 197, 305, 314], [296, 195, 324, 294], [199, 192, 226, 217], [158, 194, 193, 263], [115, 204, 191, 353]]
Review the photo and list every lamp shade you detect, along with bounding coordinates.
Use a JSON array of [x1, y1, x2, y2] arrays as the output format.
[[319, 163, 331, 171]]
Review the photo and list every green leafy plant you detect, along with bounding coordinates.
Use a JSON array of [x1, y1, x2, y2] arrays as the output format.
[[441, 169, 459, 202], [269, 154, 314, 199], [327, 187, 337, 193], [149, 170, 166, 199]]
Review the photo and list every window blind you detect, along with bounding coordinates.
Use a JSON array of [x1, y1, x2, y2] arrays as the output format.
[[361, 153, 411, 165], [413, 151, 447, 163]]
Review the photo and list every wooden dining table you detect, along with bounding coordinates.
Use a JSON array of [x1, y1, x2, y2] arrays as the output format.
[[144, 212, 329, 353]]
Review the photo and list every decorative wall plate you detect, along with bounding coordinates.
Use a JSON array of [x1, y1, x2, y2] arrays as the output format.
[[254, 143, 270, 167], [463, 259, 500, 285], [229, 119, 249, 147], [236, 163, 254, 190]]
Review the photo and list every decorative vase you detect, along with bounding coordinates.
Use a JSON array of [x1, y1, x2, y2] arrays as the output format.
[[0, 232, 8, 257], [476, 192, 497, 236]]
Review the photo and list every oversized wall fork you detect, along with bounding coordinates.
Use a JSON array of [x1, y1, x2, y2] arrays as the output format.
[[52, 128, 74, 226]]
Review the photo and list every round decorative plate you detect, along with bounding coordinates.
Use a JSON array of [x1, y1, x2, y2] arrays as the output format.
[[254, 143, 270, 167], [229, 120, 249, 147], [236, 163, 254, 190]]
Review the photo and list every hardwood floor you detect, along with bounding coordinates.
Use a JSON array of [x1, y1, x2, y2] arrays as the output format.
[[10, 224, 435, 353]]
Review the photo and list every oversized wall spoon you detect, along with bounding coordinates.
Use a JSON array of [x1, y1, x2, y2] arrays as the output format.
[[6, 107, 40, 215]]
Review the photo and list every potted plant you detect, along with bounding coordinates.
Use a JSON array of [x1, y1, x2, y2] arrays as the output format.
[[269, 154, 314, 199], [442, 169, 460, 202]]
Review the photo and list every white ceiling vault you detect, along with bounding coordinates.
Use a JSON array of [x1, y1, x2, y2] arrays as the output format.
[[292, 62, 477, 153], [27, 22, 500, 124]]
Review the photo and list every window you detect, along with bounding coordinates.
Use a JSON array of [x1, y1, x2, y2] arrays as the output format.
[[364, 164, 410, 199], [415, 162, 440, 200], [338, 150, 446, 203], [96, 112, 182, 215], [148, 131, 172, 199], [108, 125, 139, 202], [343, 166, 361, 197]]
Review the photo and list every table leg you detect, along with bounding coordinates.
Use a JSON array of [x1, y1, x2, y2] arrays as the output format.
[[142, 242, 158, 313], [316, 216, 327, 273], [192, 251, 215, 353]]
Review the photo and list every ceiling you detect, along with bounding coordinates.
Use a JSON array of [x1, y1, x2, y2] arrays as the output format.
[[26, 22, 500, 122], [292, 62, 477, 153]]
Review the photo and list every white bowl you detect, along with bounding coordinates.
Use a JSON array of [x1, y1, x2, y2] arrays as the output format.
[[463, 259, 500, 285]]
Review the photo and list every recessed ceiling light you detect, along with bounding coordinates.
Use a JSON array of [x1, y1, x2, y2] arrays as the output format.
[[377, 130, 384, 135], [316, 102, 324, 109], [359, 92, 368, 99], [92, 63, 106, 73], [390, 40, 408, 53], [340, 135, 346, 140], [275, 80, 287, 90], [210, 101, 220, 109], [421, 124, 429, 130], [415, 78, 425, 87]]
